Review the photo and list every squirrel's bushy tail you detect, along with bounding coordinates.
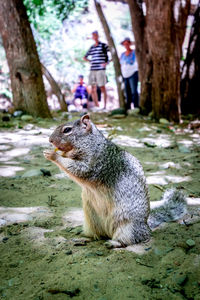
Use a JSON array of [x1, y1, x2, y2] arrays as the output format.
[[148, 189, 187, 229]]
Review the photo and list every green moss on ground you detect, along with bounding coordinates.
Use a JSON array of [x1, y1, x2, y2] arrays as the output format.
[[0, 112, 200, 300]]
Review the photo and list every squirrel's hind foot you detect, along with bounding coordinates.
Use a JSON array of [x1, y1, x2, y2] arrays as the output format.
[[112, 222, 151, 246], [105, 240, 124, 249]]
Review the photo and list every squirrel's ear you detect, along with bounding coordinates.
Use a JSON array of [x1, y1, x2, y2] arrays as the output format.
[[80, 114, 92, 132]]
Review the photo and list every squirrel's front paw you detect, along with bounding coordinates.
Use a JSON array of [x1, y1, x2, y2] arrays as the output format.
[[43, 149, 57, 161]]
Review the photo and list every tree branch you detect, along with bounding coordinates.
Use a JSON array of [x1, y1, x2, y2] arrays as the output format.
[[41, 64, 68, 112]]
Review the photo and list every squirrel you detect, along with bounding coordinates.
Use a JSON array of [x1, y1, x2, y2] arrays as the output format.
[[43, 114, 187, 248]]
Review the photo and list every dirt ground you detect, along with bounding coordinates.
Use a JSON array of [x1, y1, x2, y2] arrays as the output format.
[[0, 111, 200, 300]]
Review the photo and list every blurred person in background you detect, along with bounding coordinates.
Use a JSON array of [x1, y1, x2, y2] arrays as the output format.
[[83, 30, 110, 109], [120, 37, 139, 110], [70, 75, 90, 111]]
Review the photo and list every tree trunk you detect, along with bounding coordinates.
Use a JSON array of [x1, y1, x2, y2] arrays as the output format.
[[127, 0, 190, 122], [0, 0, 51, 118], [146, 0, 190, 122], [94, 0, 126, 109], [41, 64, 68, 112], [181, 2, 200, 115]]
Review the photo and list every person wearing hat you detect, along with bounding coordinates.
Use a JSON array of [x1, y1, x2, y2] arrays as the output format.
[[120, 37, 139, 109], [83, 31, 110, 109]]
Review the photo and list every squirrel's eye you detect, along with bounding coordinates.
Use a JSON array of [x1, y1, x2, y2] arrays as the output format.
[[63, 127, 72, 134]]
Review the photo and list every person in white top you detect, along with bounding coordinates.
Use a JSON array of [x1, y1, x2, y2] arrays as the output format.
[[120, 37, 139, 109]]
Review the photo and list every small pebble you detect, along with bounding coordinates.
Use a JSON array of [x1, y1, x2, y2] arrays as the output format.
[[74, 241, 87, 246], [96, 251, 103, 256], [65, 250, 72, 255], [2, 237, 9, 243], [13, 110, 23, 117], [40, 168, 51, 176], [2, 115, 10, 122], [178, 145, 191, 153], [21, 115, 33, 121], [174, 274, 188, 286], [159, 118, 170, 125], [186, 239, 195, 247]]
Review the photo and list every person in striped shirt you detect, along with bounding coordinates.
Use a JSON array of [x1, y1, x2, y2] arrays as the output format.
[[83, 31, 110, 109]]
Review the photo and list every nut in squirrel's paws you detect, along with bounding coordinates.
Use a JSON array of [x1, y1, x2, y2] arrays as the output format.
[[43, 149, 57, 161]]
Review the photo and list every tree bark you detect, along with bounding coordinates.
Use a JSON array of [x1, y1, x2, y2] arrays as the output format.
[[41, 64, 68, 112], [146, 0, 190, 122], [0, 0, 51, 118], [181, 2, 200, 115], [94, 0, 126, 109]]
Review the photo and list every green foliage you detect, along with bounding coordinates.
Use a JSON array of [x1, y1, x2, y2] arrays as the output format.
[[120, 13, 131, 30], [24, 0, 88, 25], [20, 0, 128, 94], [51, 0, 88, 21]]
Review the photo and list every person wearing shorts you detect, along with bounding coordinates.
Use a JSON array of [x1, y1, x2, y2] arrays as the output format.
[[83, 31, 110, 109]]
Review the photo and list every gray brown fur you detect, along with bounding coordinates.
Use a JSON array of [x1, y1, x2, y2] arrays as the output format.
[[43, 115, 187, 247]]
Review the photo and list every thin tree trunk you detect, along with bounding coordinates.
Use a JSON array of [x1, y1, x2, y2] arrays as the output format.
[[127, 0, 152, 114], [41, 64, 68, 112], [94, 0, 126, 109], [0, 0, 51, 118], [181, 2, 200, 115]]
